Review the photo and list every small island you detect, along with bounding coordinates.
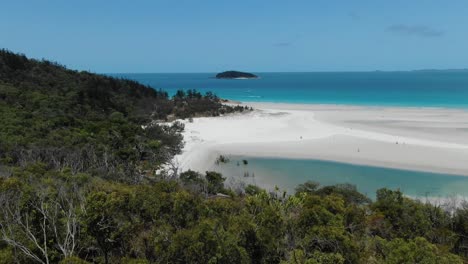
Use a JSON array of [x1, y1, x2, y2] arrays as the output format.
[[215, 70, 258, 79]]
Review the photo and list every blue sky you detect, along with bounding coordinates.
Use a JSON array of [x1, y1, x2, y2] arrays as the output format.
[[1, 0, 467, 73]]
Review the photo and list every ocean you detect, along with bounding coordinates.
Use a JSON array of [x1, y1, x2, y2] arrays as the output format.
[[115, 72, 468, 199], [113, 71, 468, 108]]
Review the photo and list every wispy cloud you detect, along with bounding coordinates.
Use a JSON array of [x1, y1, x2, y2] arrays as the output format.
[[386, 24, 445, 37], [273, 42, 292, 47]]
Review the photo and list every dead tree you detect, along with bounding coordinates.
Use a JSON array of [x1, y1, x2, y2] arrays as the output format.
[[0, 180, 84, 263]]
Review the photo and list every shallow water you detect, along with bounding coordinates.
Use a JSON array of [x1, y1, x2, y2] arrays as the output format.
[[214, 156, 468, 200]]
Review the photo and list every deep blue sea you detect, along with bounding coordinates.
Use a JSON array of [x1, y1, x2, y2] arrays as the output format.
[[114, 71, 468, 108], [115, 72, 468, 199]]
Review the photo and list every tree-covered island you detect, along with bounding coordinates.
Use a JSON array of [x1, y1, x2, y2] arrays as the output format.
[[215, 70, 258, 79]]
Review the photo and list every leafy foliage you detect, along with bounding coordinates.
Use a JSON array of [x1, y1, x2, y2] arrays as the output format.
[[1, 167, 466, 263]]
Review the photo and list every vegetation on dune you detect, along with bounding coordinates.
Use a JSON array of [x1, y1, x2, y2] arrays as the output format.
[[1, 50, 468, 263]]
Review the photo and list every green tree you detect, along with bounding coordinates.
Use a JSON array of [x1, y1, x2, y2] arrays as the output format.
[[372, 237, 462, 264], [205, 171, 226, 194]]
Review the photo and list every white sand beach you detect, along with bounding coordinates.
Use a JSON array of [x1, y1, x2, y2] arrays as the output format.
[[174, 103, 468, 176]]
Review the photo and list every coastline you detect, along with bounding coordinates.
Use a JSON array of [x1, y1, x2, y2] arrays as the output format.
[[174, 102, 468, 176], [239, 101, 468, 111]]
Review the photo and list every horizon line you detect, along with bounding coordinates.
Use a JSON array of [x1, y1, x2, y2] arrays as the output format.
[[105, 69, 468, 75]]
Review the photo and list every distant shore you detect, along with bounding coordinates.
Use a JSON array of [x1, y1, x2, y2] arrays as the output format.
[[174, 102, 468, 176]]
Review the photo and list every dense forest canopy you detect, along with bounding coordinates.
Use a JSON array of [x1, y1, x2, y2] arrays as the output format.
[[1, 50, 468, 264]]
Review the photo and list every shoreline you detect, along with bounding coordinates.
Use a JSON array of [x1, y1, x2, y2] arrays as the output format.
[[212, 153, 468, 178], [174, 102, 468, 177], [238, 101, 468, 111], [193, 140, 468, 177]]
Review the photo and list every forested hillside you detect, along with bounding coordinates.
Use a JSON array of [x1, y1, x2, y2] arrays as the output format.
[[0, 50, 248, 181], [1, 50, 468, 264]]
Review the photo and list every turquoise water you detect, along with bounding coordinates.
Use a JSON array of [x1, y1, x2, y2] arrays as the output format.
[[215, 156, 468, 199], [114, 72, 468, 108], [114, 72, 468, 198]]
